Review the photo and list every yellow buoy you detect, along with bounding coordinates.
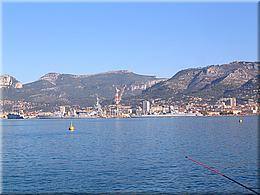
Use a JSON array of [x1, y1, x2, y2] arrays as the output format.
[[69, 122, 75, 131]]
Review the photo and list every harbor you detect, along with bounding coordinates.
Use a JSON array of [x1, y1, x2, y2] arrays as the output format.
[[2, 116, 258, 193]]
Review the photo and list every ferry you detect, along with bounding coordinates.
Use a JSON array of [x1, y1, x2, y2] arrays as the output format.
[[7, 113, 24, 119]]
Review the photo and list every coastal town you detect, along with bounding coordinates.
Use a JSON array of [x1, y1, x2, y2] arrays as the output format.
[[1, 94, 259, 119], [1, 61, 259, 119], [2, 2, 259, 194]]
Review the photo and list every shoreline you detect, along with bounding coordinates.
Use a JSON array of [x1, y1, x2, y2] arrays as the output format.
[[1, 114, 259, 120]]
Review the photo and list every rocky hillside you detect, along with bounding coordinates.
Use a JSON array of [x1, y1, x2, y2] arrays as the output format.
[[142, 61, 259, 102], [1, 61, 259, 112], [1, 70, 162, 110], [0, 74, 23, 89]]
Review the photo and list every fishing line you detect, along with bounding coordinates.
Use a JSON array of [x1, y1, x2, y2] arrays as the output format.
[[185, 156, 259, 195]]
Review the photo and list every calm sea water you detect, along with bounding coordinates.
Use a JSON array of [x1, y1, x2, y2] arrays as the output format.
[[1, 116, 259, 193]]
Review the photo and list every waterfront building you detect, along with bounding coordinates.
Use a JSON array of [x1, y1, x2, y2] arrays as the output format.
[[133, 106, 142, 116], [219, 97, 237, 109], [142, 100, 150, 115], [230, 97, 237, 108], [151, 105, 163, 114], [60, 106, 66, 116]]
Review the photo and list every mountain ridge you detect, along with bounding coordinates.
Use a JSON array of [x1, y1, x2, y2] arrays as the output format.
[[1, 61, 259, 112], [141, 61, 259, 102], [1, 70, 164, 111]]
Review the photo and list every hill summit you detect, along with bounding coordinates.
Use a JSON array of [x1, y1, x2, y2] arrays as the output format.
[[1, 70, 163, 111], [141, 61, 259, 103]]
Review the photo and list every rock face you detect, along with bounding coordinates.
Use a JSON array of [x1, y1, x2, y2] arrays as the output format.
[[0, 74, 22, 89], [40, 73, 60, 84], [1, 71, 162, 110], [143, 61, 259, 101]]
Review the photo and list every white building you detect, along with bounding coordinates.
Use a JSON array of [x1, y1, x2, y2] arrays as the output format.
[[230, 97, 237, 108], [60, 106, 66, 116]]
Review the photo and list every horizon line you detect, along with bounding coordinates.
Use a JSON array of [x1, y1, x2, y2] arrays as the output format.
[[1, 59, 258, 84]]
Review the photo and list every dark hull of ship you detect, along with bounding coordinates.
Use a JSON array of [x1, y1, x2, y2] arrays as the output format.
[[7, 114, 24, 119]]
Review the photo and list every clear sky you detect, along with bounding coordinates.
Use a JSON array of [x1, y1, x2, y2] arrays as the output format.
[[2, 2, 258, 83]]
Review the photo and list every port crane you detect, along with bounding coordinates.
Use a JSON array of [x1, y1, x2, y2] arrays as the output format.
[[114, 85, 126, 116]]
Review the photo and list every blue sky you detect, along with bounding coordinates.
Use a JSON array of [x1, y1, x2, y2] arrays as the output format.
[[2, 2, 257, 83]]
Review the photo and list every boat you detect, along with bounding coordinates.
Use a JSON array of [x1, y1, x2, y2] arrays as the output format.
[[68, 122, 75, 131], [7, 113, 24, 119]]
